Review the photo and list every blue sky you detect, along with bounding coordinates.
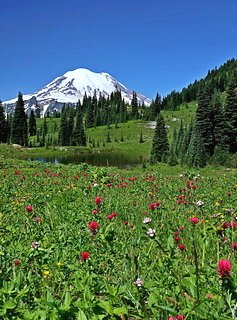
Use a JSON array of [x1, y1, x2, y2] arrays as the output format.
[[1, 0, 237, 101]]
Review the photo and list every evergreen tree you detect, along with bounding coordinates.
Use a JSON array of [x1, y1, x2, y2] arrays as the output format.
[[224, 78, 237, 153], [11, 92, 28, 146], [29, 110, 37, 136], [73, 111, 86, 146], [86, 97, 94, 128], [149, 114, 169, 164], [67, 109, 74, 145], [186, 122, 207, 167], [58, 109, 69, 146], [211, 91, 226, 147], [196, 84, 214, 157], [0, 101, 7, 143], [131, 91, 139, 119], [149, 93, 162, 120]]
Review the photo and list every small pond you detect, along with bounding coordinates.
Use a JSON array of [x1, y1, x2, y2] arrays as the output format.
[[26, 151, 147, 168]]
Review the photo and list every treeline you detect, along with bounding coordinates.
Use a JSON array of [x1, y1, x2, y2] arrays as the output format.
[[0, 89, 152, 147], [162, 58, 237, 110], [150, 77, 237, 167]]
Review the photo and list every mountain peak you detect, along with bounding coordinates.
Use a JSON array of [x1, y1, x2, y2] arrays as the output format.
[[3, 68, 151, 116]]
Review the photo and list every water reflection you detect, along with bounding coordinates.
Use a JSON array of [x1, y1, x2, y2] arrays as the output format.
[[27, 151, 147, 168]]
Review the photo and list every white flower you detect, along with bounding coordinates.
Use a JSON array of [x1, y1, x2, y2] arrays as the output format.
[[31, 241, 40, 249], [196, 200, 204, 207], [147, 228, 156, 237], [143, 217, 152, 224], [134, 278, 144, 287]]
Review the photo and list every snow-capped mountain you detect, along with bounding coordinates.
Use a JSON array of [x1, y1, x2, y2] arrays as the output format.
[[3, 68, 151, 116]]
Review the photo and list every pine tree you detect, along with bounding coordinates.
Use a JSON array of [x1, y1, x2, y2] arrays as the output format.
[[73, 111, 86, 146], [11, 92, 28, 146], [149, 114, 169, 164], [29, 110, 37, 136], [211, 91, 226, 147], [58, 110, 69, 146], [149, 93, 162, 120], [0, 101, 7, 143], [186, 122, 207, 167], [131, 91, 139, 119], [196, 84, 214, 157], [224, 78, 237, 153]]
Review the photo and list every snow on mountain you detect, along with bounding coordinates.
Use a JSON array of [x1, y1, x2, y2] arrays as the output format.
[[3, 68, 151, 116]]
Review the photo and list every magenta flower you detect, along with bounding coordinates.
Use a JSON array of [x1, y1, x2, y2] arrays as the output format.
[[189, 217, 199, 224], [217, 259, 232, 277]]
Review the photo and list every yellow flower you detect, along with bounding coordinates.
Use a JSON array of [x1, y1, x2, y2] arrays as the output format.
[[56, 262, 64, 267], [42, 270, 50, 278]]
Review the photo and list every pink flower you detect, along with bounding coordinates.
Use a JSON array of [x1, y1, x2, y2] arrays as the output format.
[[217, 259, 232, 277], [176, 315, 184, 320], [80, 251, 90, 261], [95, 196, 103, 206], [25, 205, 33, 212], [189, 217, 199, 224], [88, 221, 100, 233], [33, 217, 42, 223]]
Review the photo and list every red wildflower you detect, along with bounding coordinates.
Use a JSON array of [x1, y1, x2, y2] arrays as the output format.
[[217, 259, 232, 277], [92, 209, 99, 214], [33, 217, 42, 223], [25, 205, 33, 212], [176, 315, 184, 320], [149, 203, 157, 210], [13, 259, 21, 267], [178, 244, 186, 251], [107, 212, 118, 220], [231, 242, 237, 250], [189, 217, 199, 224], [88, 221, 100, 233], [95, 196, 103, 206], [80, 251, 90, 261], [123, 221, 128, 225], [174, 236, 181, 243], [14, 170, 22, 175]]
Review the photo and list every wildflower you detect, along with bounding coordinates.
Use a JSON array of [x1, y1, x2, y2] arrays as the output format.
[[31, 241, 40, 249], [196, 200, 204, 207], [149, 203, 157, 210], [88, 221, 100, 234], [95, 196, 103, 205], [217, 259, 232, 277], [176, 315, 184, 320], [25, 205, 33, 212], [143, 217, 152, 224], [189, 217, 199, 224], [123, 221, 128, 225], [42, 270, 50, 278], [56, 262, 64, 267], [174, 236, 181, 243], [92, 209, 99, 214], [107, 212, 118, 220], [178, 244, 186, 251], [231, 242, 237, 250], [13, 259, 21, 267], [80, 251, 90, 261], [33, 217, 42, 223], [134, 278, 144, 287], [147, 228, 156, 238]]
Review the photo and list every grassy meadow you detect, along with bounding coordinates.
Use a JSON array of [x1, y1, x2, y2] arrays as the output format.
[[1, 137, 237, 319]]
